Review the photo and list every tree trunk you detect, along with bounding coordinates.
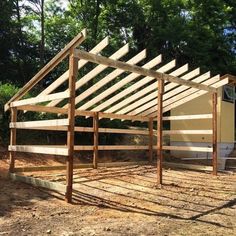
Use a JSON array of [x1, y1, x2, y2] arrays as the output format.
[[40, 0, 45, 67]]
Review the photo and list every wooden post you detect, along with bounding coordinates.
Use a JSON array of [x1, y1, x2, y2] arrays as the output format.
[[9, 107, 17, 172], [65, 50, 78, 203], [212, 92, 217, 175], [148, 117, 153, 163], [157, 79, 164, 185], [93, 112, 99, 169]]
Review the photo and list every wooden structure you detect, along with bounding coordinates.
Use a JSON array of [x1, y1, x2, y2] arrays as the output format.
[[5, 29, 229, 203]]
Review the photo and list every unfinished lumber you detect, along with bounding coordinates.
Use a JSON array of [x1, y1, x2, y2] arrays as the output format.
[[162, 146, 213, 152], [212, 92, 218, 175], [5, 29, 86, 111], [9, 173, 66, 192], [38, 37, 109, 97], [10, 119, 69, 129], [11, 91, 69, 107], [9, 107, 17, 172], [157, 79, 164, 185], [163, 130, 213, 135], [74, 49, 216, 92], [65, 51, 78, 203], [9, 145, 69, 155], [47, 44, 130, 108], [162, 114, 213, 120], [93, 112, 99, 168]]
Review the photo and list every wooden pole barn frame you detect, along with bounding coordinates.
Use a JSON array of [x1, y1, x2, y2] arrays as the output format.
[[5, 29, 229, 203]]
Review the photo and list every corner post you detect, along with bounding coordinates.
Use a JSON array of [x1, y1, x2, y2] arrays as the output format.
[[65, 50, 78, 203], [212, 92, 218, 175], [93, 112, 99, 169], [157, 79, 164, 185], [9, 107, 17, 172], [148, 117, 153, 163]]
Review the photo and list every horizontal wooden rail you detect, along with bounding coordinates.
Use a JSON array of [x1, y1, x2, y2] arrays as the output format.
[[10, 119, 69, 129], [162, 114, 213, 121], [163, 130, 213, 135], [75, 49, 216, 93], [16, 105, 149, 122], [11, 91, 69, 107], [8, 145, 69, 156], [5, 29, 86, 111], [74, 145, 149, 151], [162, 146, 213, 152]]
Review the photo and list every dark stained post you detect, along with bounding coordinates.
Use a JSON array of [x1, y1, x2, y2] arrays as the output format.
[[65, 50, 78, 203], [9, 107, 17, 172], [93, 112, 99, 169], [212, 92, 218, 175], [157, 79, 164, 185], [148, 117, 153, 163]]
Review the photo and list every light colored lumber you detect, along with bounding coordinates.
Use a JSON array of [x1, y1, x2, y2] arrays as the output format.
[[9, 108, 17, 172], [74, 145, 149, 150], [212, 92, 218, 175], [74, 146, 94, 151], [71, 49, 149, 109], [103, 59, 177, 114], [163, 162, 213, 171], [9, 145, 69, 156], [11, 91, 69, 107], [95, 59, 181, 113], [9, 173, 66, 192], [10, 119, 69, 129], [5, 29, 86, 111], [74, 49, 216, 92], [163, 130, 213, 135], [47, 44, 130, 108], [38, 37, 109, 97], [93, 112, 99, 168], [163, 114, 213, 120], [162, 146, 213, 152]]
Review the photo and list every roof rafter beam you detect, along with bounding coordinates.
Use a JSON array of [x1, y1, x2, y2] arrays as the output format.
[[74, 49, 217, 93]]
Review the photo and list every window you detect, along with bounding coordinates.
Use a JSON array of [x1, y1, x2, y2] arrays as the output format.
[[222, 85, 235, 103]]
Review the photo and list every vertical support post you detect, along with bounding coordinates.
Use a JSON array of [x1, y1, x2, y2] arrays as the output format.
[[212, 92, 218, 175], [9, 107, 17, 172], [65, 50, 78, 203], [93, 112, 99, 169], [157, 79, 164, 185], [148, 117, 153, 163]]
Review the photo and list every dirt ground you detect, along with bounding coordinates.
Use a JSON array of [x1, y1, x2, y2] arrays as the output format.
[[1, 153, 236, 236]]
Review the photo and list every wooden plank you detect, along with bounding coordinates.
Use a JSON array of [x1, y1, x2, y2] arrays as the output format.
[[93, 112, 99, 169], [72, 49, 150, 109], [10, 119, 69, 129], [75, 49, 216, 92], [47, 44, 130, 108], [11, 91, 69, 107], [9, 107, 17, 172], [98, 112, 149, 122], [157, 79, 164, 185], [163, 162, 213, 171], [77, 54, 159, 111], [38, 37, 109, 97], [9, 173, 66, 192], [163, 130, 213, 135], [162, 146, 213, 152], [149, 118, 153, 163], [65, 51, 78, 203], [124, 68, 201, 116], [5, 29, 86, 111], [212, 92, 218, 175], [163, 114, 213, 120], [92, 55, 165, 113], [74, 145, 150, 150], [9, 145, 69, 156]]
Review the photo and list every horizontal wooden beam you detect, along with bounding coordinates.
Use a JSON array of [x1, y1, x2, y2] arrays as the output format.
[[9, 145, 69, 156], [163, 114, 213, 120], [75, 49, 217, 92], [162, 146, 213, 152], [11, 91, 69, 107], [5, 29, 86, 111], [10, 119, 69, 129], [163, 130, 213, 135], [9, 173, 66, 192], [74, 145, 149, 151]]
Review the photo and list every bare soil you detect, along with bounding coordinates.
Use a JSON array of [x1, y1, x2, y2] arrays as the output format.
[[0, 153, 236, 236]]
